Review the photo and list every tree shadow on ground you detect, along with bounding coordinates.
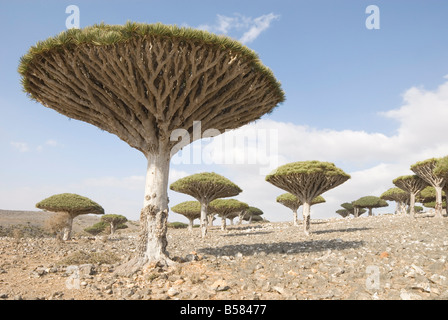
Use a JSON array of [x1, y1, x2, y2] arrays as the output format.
[[221, 231, 273, 237], [312, 227, 371, 235], [197, 239, 365, 257]]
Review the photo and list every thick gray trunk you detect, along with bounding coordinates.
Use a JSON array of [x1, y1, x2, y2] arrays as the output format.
[[62, 215, 74, 241], [188, 218, 194, 232], [368, 207, 373, 216], [302, 202, 311, 236], [116, 147, 173, 275]]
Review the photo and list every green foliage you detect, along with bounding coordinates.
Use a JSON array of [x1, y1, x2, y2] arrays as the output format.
[[84, 221, 107, 235], [101, 214, 128, 225], [414, 205, 423, 213], [171, 201, 201, 219], [434, 155, 448, 178], [410, 157, 440, 171], [246, 206, 263, 216], [266, 161, 350, 179], [36, 193, 104, 215], [276, 193, 325, 209], [167, 222, 190, 229], [423, 200, 447, 209], [380, 188, 409, 201], [352, 196, 388, 209], [417, 186, 446, 202], [209, 199, 249, 216], [170, 172, 242, 199], [339, 202, 366, 216], [19, 22, 284, 103]]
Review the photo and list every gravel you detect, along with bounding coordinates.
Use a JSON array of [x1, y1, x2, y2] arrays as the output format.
[[0, 213, 447, 300]]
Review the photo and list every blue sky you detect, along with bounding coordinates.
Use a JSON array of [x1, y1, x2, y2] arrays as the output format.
[[1, 0, 448, 223]]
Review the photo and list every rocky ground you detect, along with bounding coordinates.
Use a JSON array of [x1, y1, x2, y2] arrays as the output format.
[[0, 213, 447, 300]]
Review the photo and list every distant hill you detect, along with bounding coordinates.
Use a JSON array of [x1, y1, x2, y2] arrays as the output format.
[[0, 209, 139, 236]]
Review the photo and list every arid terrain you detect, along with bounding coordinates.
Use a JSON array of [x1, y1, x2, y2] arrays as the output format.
[[0, 210, 447, 300]]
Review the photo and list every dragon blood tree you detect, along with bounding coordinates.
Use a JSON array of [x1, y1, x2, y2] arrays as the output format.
[[36, 193, 104, 240], [276, 193, 325, 226], [244, 206, 264, 224], [170, 201, 201, 232], [170, 172, 242, 237], [434, 155, 448, 210], [411, 158, 446, 218], [266, 161, 350, 236], [19, 23, 284, 270], [393, 175, 428, 218], [101, 214, 128, 235], [209, 199, 249, 231], [338, 202, 366, 218], [380, 188, 409, 215], [352, 196, 388, 217]]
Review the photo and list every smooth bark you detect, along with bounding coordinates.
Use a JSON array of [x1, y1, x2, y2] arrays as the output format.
[[302, 202, 311, 236]]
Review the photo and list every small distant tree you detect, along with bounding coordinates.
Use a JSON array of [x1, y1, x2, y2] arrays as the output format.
[[276, 193, 325, 225], [352, 196, 388, 217], [338, 202, 366, 218], [244, 206, 264, 224], [266, 161, 350, 236], [336, 209, 350, 218], [84, 221, 107, 236], [411, 158, 446, 218], [393, 175, 428, 218], [209, 199, 249, 231], [171, 201, 201, 232], [101, 214, 128, 235], [170, 172, 242, 237], [380, 188, 409, 215], [36, 193, 104, 240]]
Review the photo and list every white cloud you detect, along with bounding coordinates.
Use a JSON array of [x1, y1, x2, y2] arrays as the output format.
[[196, 13, 280, 44], [10, 142, 29, 152], [193, 76, 448, 221]]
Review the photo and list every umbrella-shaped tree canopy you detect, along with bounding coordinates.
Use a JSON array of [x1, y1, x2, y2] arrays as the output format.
[[36, 193, 104, 240], [352, 196, 388, 216], [36, 193, 104, 215], [171, 201, 201, 232], [170, 172, 242, 237], [209, 198, 248, 231], [266, 161, 349, 235], [276, 193, 325, 225], [20, 22, 284, 272]]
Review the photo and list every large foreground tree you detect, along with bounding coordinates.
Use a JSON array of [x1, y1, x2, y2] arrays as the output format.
[[19, 23, 284, 271], [36, 193, 104, 240], [393, 175, 428, 218], [170, 172, 242, 237], [411, 158, 446, 218], [266, 161, 350, 236]]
